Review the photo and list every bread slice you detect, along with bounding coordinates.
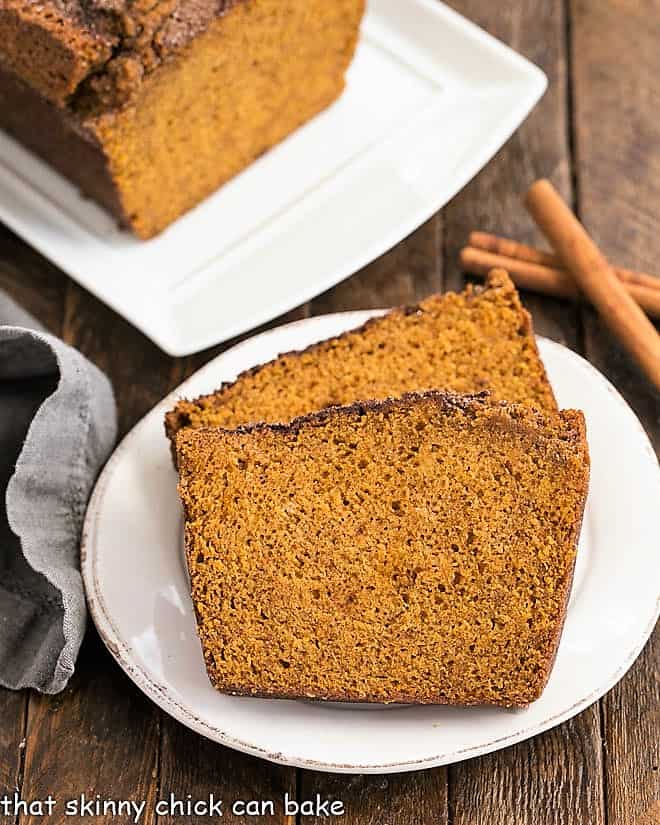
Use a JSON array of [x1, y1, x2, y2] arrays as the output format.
[[165, 271, 557, 447], [176, 391, 589, 706]]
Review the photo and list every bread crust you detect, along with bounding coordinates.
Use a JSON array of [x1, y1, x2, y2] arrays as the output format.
[[165, 270, 557, 454]]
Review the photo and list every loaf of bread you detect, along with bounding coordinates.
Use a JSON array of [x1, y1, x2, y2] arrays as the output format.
[[166, 270, 557, 446], [175, 391, 590, 706], [0, 0, 365, 238]]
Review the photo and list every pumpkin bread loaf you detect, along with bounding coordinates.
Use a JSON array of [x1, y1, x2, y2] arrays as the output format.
[[175, 391, 590, 705], [165, 270, 557, 446], [0, 0, 365, 238]]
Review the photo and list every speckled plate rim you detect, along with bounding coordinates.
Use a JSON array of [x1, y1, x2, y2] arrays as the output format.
[[82, 311, 660, 774]]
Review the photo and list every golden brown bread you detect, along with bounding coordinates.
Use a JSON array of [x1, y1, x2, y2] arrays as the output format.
[[0, 0, 365, 238], [166, 270, 557, 448], [176, 390, 590, 706]]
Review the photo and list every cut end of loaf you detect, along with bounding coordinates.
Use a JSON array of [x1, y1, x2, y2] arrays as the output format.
[[176, 390, 590, 707]]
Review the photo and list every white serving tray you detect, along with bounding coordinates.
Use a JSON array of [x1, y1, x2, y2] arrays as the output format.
[[0, 0, 546, 355], [83, 312, 660, 774]]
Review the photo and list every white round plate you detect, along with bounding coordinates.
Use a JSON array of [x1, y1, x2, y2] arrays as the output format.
[[82, 311, 660, 774]]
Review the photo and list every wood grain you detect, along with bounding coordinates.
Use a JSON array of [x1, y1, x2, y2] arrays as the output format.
[[571, 2, 660, 822], [570, 0, 660, 440], [0, 227, 65, 332], [20, 631, 159, 825], [449, 708, 605, 825], [0, 0, 656, 820], [300, 771, 448, 825], [601, 631, 660, 825], [0, 690, 26, 825], [159, 717, 295, 825], [443, 0, 579, 347]]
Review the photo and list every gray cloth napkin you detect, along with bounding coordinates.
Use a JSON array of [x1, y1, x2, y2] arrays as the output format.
[[0, 293, 117, 693]]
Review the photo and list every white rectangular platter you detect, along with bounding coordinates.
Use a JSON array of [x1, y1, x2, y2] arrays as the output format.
[[0, 0, 546, 356]]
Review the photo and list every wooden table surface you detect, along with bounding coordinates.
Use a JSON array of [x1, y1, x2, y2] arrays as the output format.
[[1, 1, 659, 823]]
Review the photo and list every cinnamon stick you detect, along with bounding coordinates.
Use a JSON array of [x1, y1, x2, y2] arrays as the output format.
[[469, 231, 660, 291], [524, 179, 660, 390], [459, 246, 660, 320]]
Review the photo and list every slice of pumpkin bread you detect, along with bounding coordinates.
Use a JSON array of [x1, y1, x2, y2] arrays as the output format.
[[165, 270, 556, 445], [175, 391, 589, 706]]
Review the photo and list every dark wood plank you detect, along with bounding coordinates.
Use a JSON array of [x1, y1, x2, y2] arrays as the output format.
[[571, 3, 660, 823], [570, 0, 660, 439], [0, 227, 66, 332], [441, 1, 606, 823], [159, 717, 295, 825], [443, 0, 580, 347], [449, 709, 605, 825], [601, 630, 660, 825], [0, 690, 27, 825], [21, 630, 160, 825], [301, 771, 447, 825]]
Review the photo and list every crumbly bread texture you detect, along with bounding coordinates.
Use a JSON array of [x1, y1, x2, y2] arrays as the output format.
[[176, 391, 590, 706], [166, 271, 557, 446], [0, 0, 364, 238]]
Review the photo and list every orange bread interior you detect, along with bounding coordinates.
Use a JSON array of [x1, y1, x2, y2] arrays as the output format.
[[176, 391, 589, 706], [166, 271, 557, 443], [0, 0, 365, 238], [84, 0, 365, 237]]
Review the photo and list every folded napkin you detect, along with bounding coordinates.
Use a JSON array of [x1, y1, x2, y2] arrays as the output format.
[[0, 293, 117, 693]]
